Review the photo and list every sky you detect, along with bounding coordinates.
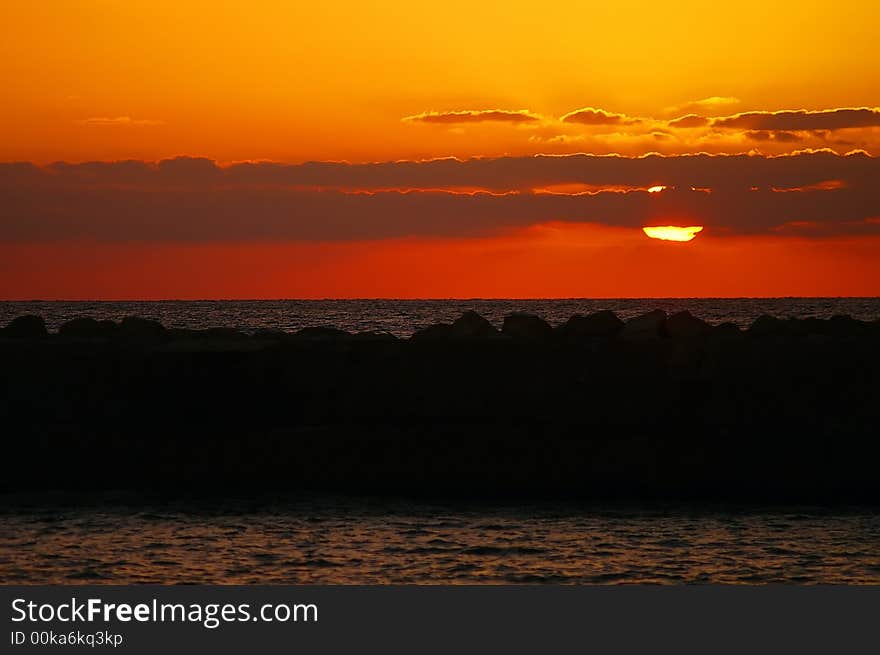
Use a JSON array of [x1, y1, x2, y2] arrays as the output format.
[[1, 0, 879, 298]]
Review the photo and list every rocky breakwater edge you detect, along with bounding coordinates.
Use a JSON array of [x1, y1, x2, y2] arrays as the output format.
[[1, 309, 879, 501]]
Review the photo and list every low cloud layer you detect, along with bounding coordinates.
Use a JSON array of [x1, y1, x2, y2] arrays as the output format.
[[74, 116, 164, 127], [667, 114, 710, 128], [559, 108, 641, 126], [402, 110, 540, 124], [710, 108, 880, 131], [1, 151, 878, 242], [402, 104, 880, 155], [664, 96, 741, 115]]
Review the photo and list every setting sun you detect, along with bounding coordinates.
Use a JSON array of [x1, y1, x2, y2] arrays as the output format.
[[642, 226, 704, 242]]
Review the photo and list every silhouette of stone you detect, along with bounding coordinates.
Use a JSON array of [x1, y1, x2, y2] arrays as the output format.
[[352, 331, 398, 341], [668, 341, 704, 378], [450, 311, 498, 338], [200, 327, 248, 340], [749, 314, 789, 336], [502, 313, 553, 341], [253, 328, 288, 340], [410, 323, 454, 341], [556, 310, 624, 340], [294, 326, 352, 340], [621, 310, 667, 340], [3, 307, 880, 501], [164, 326, 248, 341], [119, 316, 166, 339], [59, 317, 119, 338], [711, 322, 743, 340], [167, 328, 201, 339], [666, 311, 711, 339], [3, 314, 47, 338], [794, 317, 827, 336], [826, 314, 871, 337]]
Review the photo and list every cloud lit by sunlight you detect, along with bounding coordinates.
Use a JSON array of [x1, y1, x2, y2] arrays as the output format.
[[642, 226, 704, 242]]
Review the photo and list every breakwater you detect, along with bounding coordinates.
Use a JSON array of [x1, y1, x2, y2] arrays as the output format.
[[2, 310, 878, 502]]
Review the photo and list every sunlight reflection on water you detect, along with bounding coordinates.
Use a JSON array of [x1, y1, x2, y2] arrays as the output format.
[[2, 498, 878, 584]]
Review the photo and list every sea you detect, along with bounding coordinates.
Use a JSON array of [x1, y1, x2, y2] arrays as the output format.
[[1, 497, 879, 584], [2, 297, 879, 584], [2, 297, 880, 336]]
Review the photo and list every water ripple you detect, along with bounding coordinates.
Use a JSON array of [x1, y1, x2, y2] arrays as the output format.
[[1, 498, 879, 584]]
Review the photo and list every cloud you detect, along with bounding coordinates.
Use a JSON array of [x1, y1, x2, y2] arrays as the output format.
[[559, 108, 642, 126], [711, 108, 880, 131], [402, 109, 541, 124], [74, 116, 164, 127], [12, 150, 879, 193], [745, 130, 803, 143], [1, 151, 878, 243], [546, 105, 880, 155], [664, 96, 741, 115], [399, 105, 880, 156], [667, 114, 710, 128]]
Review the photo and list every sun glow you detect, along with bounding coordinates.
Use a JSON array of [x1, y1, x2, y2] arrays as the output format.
[[642, 226, 704, 242]]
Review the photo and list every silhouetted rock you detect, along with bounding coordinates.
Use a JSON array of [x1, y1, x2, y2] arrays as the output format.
[[253, 328, 288, 340], [167, 328, 201, 340], [164, 326, 250, 342], [502, 313, 553, 341], [666, 311, 711, 339], [294, 326, 352, 340], [711, 322, 743, 340], [353, 331, 398, 341], [59, 317, 119, 338], [200, 327, 248, 340], [556, 311, 624, 340], [668, 340, 704, 378], [748, 314, 789, 336], [410, 323, 454, 341], [793, 317, 827, 337], [1, 307, 880, 502], [827, 314, 871, 337], [450, 311, 498, 338], [119, 316, 166, 339], [621, 310, 667, 340], [97, 320, 119, 336], [3, 314, 48, 338]]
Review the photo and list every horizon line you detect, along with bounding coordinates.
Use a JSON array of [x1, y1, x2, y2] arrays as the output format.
[[3, 296, 879, 303]]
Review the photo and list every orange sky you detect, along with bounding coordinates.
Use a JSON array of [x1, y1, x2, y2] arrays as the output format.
[[1, 1, 879, 298], [3, 226, 879, 300]]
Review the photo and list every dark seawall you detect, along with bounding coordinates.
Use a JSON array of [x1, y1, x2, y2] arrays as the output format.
[[2, 310, 879, 502]]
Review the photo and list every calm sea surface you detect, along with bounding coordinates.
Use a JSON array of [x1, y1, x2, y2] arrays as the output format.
[[1, 497, 878, 584], [2, 298, 880, 336]]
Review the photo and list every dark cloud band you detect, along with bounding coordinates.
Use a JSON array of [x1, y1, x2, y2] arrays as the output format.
[[712, 108, 880, 131], [1, 151, 878, 242]]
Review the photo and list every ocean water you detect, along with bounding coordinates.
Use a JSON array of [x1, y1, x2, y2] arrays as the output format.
[[2, 298, 880, 336], [1, 498, 878, 584]]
